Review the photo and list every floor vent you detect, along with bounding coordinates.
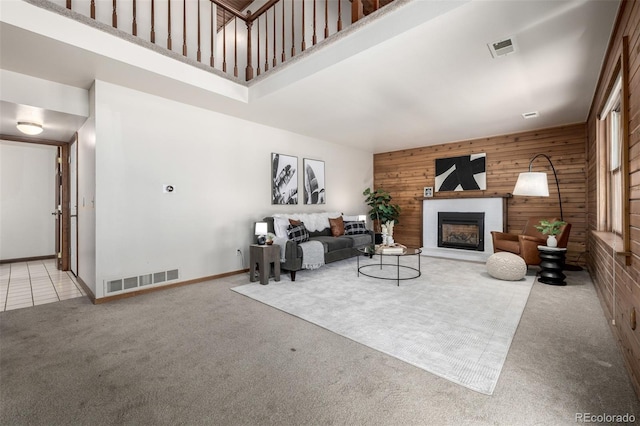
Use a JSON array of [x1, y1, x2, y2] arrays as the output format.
[[105, 268, 180, 294]]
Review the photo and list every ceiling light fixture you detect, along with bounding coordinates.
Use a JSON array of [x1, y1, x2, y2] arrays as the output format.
[[522, 111, 540, 119], [16, 122, 44, 136]]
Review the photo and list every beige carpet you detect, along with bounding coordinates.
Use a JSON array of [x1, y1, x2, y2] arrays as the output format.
[[2, 259, 638, 424], [233, 255, 536, 394]]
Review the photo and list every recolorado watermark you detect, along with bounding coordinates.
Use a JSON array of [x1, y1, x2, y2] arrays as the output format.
[[575, 412, 635, 423]]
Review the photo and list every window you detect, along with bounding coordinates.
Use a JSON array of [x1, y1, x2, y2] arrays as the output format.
[[595, 37, 630, 262], [601, 89, 622, 234]]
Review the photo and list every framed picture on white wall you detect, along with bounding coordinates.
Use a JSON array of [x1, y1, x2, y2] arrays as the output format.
[[272, 153, 298, 204], [303, 158, 325, 205]]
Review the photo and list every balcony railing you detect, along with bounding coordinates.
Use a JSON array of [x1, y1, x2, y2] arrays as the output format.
[[52, 0, 394, 82]]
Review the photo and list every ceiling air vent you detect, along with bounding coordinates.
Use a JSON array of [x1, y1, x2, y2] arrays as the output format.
[[522, 111, 539, 119], [488, 36, 516, 58]]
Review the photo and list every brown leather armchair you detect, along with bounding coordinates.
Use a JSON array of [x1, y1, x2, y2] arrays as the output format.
[[491, 217, 571, 266]]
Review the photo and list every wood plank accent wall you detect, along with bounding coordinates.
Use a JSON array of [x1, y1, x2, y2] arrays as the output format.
[[585, 0, 640, 398], [373, 123, 587, 266]]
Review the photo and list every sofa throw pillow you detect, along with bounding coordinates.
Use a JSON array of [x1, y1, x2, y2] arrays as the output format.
[[288, 223, 310, 243], [344, 221, 368, 235], [329, 216, 345, 237], [289, 218, 302, 226], [274, 217, 292, 238]]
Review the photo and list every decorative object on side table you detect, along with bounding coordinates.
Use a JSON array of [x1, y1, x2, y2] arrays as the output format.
[[534, 219, 566, 248], [265, 233, 276, 245]]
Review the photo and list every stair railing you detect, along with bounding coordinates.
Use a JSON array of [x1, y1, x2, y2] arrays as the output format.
[[56, 0, 389, 82]]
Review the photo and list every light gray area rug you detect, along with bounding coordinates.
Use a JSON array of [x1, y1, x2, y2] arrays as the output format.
[[233, 256, 536, 395]]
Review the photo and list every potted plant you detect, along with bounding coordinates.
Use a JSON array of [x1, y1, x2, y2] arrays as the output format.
[[265, 233, 276, 245], [363, 187, 401, 244], [534, 219, 566, 247]]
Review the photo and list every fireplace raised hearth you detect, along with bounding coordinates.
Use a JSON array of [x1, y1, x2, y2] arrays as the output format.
[[438, 212, 485, 251]]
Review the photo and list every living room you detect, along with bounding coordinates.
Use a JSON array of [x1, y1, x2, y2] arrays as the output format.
[[1, 0, 639, 423]]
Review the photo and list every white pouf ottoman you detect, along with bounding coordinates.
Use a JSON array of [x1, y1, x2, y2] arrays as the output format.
[[486, 252, 527, 281]]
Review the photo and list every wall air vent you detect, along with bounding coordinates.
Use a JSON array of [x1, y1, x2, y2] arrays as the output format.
[[104, 268, 180, 294], [488, 36, 517, 58], [522, 111, 540, 119]]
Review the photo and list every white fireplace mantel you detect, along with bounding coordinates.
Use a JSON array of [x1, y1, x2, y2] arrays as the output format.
[[421, 197, 508, 262]]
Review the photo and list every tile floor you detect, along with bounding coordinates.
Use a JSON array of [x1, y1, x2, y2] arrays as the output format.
[[0, 259, 86, 312]]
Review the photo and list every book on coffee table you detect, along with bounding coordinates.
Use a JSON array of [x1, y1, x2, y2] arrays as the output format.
[[380, 244, 406, 254]]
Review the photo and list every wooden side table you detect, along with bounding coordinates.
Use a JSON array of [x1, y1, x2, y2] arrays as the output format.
[[249, 244, 280, 285], [537, 246, 567, 286]]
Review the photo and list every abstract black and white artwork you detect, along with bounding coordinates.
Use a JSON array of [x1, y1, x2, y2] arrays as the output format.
[[303, 158, 325, 204], [272, 153, 298, 204], [435, 153, 487, 192]]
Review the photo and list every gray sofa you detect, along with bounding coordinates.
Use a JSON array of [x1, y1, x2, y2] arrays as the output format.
[[263, 216, 374, 281]]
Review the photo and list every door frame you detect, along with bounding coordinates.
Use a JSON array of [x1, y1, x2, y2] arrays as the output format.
[[0, 134, 72, 271], [69, 136, 79, 276]]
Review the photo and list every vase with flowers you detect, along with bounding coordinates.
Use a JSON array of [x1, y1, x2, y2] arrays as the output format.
[[534, 219, 566, 247]]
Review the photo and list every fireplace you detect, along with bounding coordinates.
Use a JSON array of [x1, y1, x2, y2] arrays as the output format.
[[438, 212, 485, 251], [423, 197, 505, 262]]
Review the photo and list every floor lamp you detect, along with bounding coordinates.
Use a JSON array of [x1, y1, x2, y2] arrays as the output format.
[[512, 154, 582, 270], [512, 153, 563, 221]]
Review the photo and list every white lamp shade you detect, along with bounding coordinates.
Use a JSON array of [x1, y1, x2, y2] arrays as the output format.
[[254, 222, 268, 235], [16, 122, 43, 136], [512, 172, 549, 196]]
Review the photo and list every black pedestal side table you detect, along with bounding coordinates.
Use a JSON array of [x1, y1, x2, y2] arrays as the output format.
[[250, 244, 280, 285], [537, 245, 567, 286]]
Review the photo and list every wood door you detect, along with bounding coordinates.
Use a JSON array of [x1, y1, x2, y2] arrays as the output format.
[[54, 143, 71, 271], [54, 146, 62, 269]]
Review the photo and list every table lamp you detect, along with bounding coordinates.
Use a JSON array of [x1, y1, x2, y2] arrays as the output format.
[[255, 222, 268, 245]]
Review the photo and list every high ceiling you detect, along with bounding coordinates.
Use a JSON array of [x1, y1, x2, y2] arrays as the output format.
[[0, 0, 621, 153]]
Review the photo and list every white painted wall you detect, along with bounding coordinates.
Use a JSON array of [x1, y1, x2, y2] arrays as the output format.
[[76, 84, 98, 295], [93, 80, 372, 299], [0, 69, 88, 117], [0, 140, 57, 260]]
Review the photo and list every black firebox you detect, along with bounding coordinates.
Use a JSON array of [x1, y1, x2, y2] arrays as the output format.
[[437, 212, 485, 251]]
